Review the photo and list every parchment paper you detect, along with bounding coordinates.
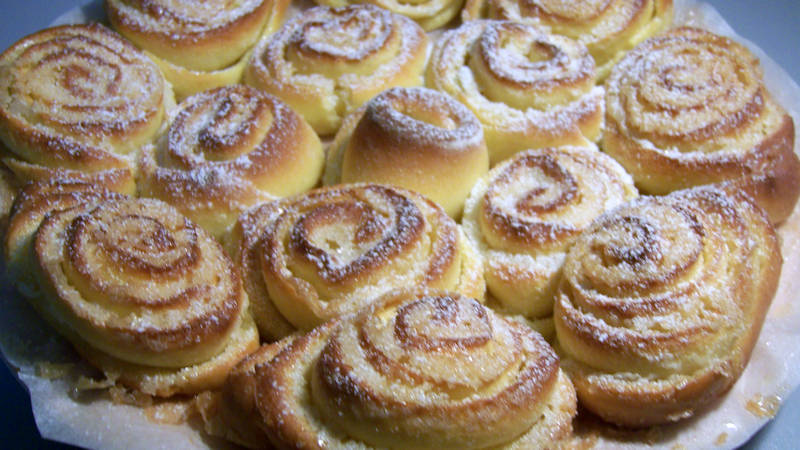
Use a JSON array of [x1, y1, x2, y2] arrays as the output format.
[[1, 0, 799, 448]]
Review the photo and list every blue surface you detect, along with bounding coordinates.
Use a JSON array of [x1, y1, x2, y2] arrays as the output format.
[[0, 0, 798, 448]]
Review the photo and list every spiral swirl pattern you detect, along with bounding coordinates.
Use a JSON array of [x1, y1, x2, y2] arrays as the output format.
[[5, 178, 124, 300], [34, 196, 245, 368], [0, 24, 172, 193], [138, 85, 323, 238], [229, 183, 485, 340], [427, 20, 603, 164], [324, 87, 489, 218], [244, 289, 576, 448], [463, 146, 637, 319], [106, 0, 288, 99], [244, 4, 429, 135], [106, 0, 284, 71], [462, 0, 673, 79], [554, 186, 781, 426], [604, 27, 800, 223]]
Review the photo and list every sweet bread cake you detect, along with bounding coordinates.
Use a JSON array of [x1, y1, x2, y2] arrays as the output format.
[[461, 0, 673, 79], [603, 26, 800, 224], [213, 289, 577, 448], [462, 146, 637, 322], [4, 179, 258, 396], [244, 4, 429, 135], [106, 0, 289, 99], [554, 186, 781, 427], [228, 183, 485, 340], [0, 23, 173, 196], [427, 20, 603, 164], [138, 84, 324, 239], [324, 87, 489, 218]]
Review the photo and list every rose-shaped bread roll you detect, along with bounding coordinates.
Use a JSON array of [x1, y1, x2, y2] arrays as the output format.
[[106, 0, 289, 99], [462, 0, 673, 79], [603, 27, 800, 224], [229, 183, 485, 340], [314, 0, 463, 31], [244, 4, 429, 135], [324, 87, 489, 218], [215, 289, 576, 449], [554, 186, 781, 427], [0, 24, 174, 195], [463, 146, 636, 323], [138, 85, 324, 239], [4, 180, 258, 396], [427, 21, 603, 165]]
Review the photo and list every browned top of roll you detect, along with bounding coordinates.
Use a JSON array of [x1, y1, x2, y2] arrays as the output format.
[[0, 24, 170, 174], [251, 289, 573, 449]]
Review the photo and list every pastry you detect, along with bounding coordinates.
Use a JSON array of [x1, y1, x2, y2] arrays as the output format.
[[244, 4, 429, 135], [215, 289, 577, 448], [323, 87, 489, 218], [4, 179, 258, 396], [0, 23, 173, 195], [106, 0, 289, 99], [554, 186, 781, 427], [427, 20, 603, 165], [603, 26, 800, 224], [462, 146, 637, 323], [461, 0, 673, 79], [228, 183, 485, 340], [314, 0, 463, 31], [138, 85, 324, 239]]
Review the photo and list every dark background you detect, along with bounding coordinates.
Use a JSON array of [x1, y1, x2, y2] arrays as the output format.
[[0, 0, 798, 448]]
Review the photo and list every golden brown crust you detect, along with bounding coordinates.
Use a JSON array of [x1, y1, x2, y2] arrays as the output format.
[[105, 0, 285, 71], [229, 183, 485, 340], [33, 197, 245, 368], [603, 26, 800, 224], [0, 24, 172, 191], [247, 289, 576, 449], [463, 146, 637, 319], [324, 87, 489, 218], [462, 0, 673, 79], [138, 85, 323, 239], [198, 338, 295, 448], [0, 162, 20, 231], [4, 178, 126, 300], [5, 180, 258, 395], [426, 20, 604, 164], [554, 186, 781, 427], [244, 4, 429, 135]]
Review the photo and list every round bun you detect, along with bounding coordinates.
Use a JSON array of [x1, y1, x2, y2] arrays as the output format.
[[603, 26, 800, 224], [138, 85, 323, 239], [0, 24, 173, 195], [461, 0, 673, 79], [427, 20, 603, 164], [6, 180, 258, 396], [219, 289, 576, 449], [462, 146, 637, 320], [554, 186, 781, 427], [324, 87, 489, 218], [106, 0, 289, 99], [228, 183, 485, 340], [244, 4, 429, 135]]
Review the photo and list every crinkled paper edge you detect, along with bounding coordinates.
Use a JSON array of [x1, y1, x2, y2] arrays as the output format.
[[0, 0, 798, 448]]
